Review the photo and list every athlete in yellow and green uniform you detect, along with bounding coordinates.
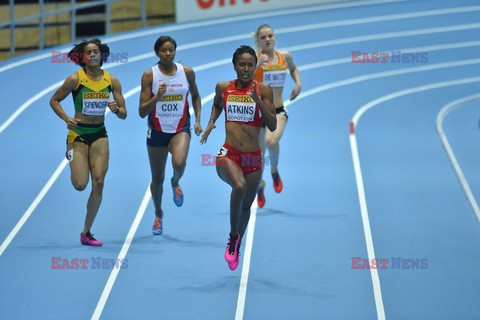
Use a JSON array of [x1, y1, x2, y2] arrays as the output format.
[[50, 39, 127, 246]]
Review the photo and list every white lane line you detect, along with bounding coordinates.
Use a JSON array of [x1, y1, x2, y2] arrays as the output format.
[[436, 93, 480, 224], [91, 187, 151, 320], [88, 53, 480, 320], [236, 60, 480, 320], [282, 22, 480, 52], [183, 57, 480, 320], [291, 58, 480, 108], [0, 0, 403, 74], [349, 76, 480, 320], [8, 37, 471, 139], [4, 35, 480, 137], [3, 50, 479, 260], [0, 80, 63, 135], [90, 93, 209, 319], [107, 21, 480, 71], [0, 51, 474, 320], [351, 78, 480, 126], [40, 20, 480, 75], [275, 4, 480, 34], [0, 86, 140, 257], [2, 44, 479, 318], [297, 40, 480, 70], [349, 129, 386, 320], [3, 0, 476, 77], [233, 61, 480, 320], [0, 158, 69, 256], [3, 20, 480, 137], [235, 201, 258, 320]]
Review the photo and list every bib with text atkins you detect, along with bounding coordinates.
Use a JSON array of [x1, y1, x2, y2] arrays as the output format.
[[82, 92, 110, 116], [226, 95, 256, 122]]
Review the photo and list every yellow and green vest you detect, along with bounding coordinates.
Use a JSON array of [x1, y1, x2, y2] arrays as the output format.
[[72, 69, 112, 116]]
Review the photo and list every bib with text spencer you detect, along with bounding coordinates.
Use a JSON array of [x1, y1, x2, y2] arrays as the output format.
[[82, 92, 110, 116]]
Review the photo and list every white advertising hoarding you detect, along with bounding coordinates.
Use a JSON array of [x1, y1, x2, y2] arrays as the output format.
[[176, 0, 341, 22]]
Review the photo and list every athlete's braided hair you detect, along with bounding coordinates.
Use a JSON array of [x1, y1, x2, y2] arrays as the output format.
[[232, 45, 257, 66]]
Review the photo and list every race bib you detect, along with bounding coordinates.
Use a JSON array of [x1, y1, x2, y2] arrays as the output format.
[[146, 127, 152, 139], [82, 92, 110, 116], [66, 149, 74, 162], [217, 146, 228, 157], [263, 69, 287, 87], [155, 94, 185, 120], [226, 95, 256, 122]]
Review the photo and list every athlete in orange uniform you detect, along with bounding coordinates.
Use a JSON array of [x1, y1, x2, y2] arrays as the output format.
[[139, 36, 202, 236], [253, 24, 302, 208], [201, 45, 276, 270], [50, 39, 127, 246]]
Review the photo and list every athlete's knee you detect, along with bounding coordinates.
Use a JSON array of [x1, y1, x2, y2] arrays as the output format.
[[265, 136, 279, 149], [231, 179, 247, 196], [72, 179, 88, 191], [151, 173, 165, 186], [172, 156, 187, 170], [91, 176, 105, 190]]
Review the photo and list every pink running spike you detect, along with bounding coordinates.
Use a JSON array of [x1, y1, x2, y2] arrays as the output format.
[[224, 234, 240, 264], [80, 232, 103, 246]]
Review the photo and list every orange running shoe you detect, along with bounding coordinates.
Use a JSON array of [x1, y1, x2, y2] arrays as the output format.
[[272, 172, 283, 193], [257, 183, 266, 208], [152, 217, 163, 236], [172, 186, 184, 207]]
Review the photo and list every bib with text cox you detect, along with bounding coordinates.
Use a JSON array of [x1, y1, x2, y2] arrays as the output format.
[[155, 94, 185, 119], [226, 95, 256, 122], [263, 69, 287, 88], [82, 92, 110, 116]]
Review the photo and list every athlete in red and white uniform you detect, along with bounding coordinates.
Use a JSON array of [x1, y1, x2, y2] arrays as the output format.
[[201, 45, 276, 271], [149, 61, 191, 133], [219, 79, 265, 174], [139, 36, 202, 236], [253, 24, 302, 208]]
